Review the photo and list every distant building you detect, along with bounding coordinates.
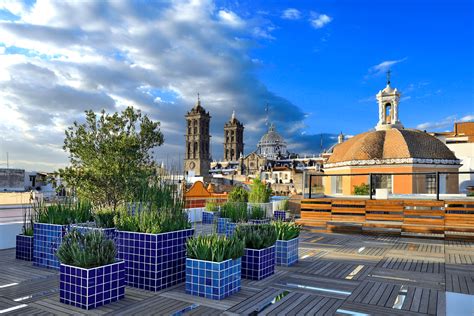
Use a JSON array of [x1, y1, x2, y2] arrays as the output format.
[[323, 76, 461, 195], [223, 111, 244, 162], [431, 122, 474, 193], [0, 168, 25, 192]]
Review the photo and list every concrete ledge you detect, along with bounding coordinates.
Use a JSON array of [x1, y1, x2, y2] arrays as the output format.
[[0, 222, 22, 249]]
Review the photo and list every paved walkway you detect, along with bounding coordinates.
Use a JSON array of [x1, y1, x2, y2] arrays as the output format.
[[0, 224, 473, 315]]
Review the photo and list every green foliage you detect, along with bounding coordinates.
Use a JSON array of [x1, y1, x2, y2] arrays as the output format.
[[249, 205, 265, 220], [228, 186, 248, 203], [272, 221, 301, 240], [56, 229, 116, 269], [280, 199, 289, 211], [22, 201, 37, 236], [220, 202, 248, 223], [134, 178, 184, 213], [354, 183, 370, 195], [248, 177, 272, 203], [58, 107, 164, 210], [235, 224, 277, 249], [36, 200, 93, 225], [114, 209, 190, 234], [93, 207, 117, 228], [186, 234, 244, 262], [205, 199, 219, 212]]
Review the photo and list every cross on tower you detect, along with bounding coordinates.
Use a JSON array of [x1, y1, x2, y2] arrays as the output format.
[[386, 69, 391, 85]]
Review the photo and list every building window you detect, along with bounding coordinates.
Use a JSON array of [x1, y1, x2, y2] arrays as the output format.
[[335, 176, 343, 194], [426, 174, 436, 194], [373, 175, 392, 193]]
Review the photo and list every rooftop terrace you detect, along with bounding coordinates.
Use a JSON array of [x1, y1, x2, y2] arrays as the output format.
[[0, 223, 473, 315]]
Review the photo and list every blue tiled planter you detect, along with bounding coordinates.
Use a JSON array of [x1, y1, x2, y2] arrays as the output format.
[[34, 223, 68, 269], [274, 211, 288, 221], [249, 219, 270, 225], [60, 261, 125, 310], [241, 245, 275, 280], [202, 211, 216, 224], [276, 237, 299, 267], [16, 234, 33, 261], [217, 218, 230, 234], [71, 224, 116, 241], [185, 258, 241, 300], [116, 228, 194, 291], [225, 222, 238, 237]]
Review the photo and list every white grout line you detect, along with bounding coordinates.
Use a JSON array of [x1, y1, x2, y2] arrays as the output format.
[[0, 304, 28, 314]]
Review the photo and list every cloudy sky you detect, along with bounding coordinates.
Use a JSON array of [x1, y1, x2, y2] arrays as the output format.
[[0, 0, 473, 172]]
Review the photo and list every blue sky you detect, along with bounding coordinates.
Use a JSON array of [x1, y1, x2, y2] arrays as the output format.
[[0, 0, 472, 171]]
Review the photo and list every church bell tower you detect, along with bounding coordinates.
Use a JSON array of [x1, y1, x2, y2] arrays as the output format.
[[184, 95, 211, 176], [375, 70, 403, 131], [224, 111, 244, 161]]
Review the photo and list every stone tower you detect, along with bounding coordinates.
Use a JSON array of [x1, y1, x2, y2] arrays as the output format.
[[224, 111, 244, 161], [375, 70, 403, 131], [184, 95, 211, 176]]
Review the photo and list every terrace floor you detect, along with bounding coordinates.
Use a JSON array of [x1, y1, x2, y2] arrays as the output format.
[[1, 224, 473, 315]]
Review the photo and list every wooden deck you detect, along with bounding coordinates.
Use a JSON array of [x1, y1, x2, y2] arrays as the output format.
[[1, 223, 473, 315]]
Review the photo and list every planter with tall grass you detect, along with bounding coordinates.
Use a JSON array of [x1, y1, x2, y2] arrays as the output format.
[[274, 199, 289, 221], [57, 229, 125, 310], [202, 200, 219, 225], [115, 208, 193, 291], [220, 202, 247, 236], [186, 234, 244, 300], [248, 205, 270, 225], [16, 204, 34, 261], [34, 200, 92, 269], [71, 207, 117, 241], [273, 221, 300, 267], [235, 224, 277, 280]]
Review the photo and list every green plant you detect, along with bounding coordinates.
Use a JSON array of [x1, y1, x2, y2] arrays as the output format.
[[249, 205, 265, 220], [114, 208, 191, 234], [272, 221, 301, 240], [56, 229, 116, 268], [220, 202, 248, 223], [21, 201, 37, 236], [205, 199, 219, 212], [228, 186, 248, 203], [36, 200, 93, 225], [354, 183, 370, 195], [235, 224, 277, 249], [93, 207, 117, 228], [186, 234, 244, 262], [280, 199, 289, 211], [248, 177, 272, 203]]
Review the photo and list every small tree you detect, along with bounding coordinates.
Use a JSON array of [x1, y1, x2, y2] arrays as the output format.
[[354, 183, 370, 195], [59, 107, 164, 209], [248, 177, 272, 203], [228, 186, 248, 203]]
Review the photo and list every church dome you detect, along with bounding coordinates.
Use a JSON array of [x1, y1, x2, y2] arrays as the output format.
[[325, 129, 459, 168], [259, 124, 286, 145]]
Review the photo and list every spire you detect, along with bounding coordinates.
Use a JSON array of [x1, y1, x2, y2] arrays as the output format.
[[386, 69, 391, 86], [194, 92, 201, 108], [231, 110, 235, 121]]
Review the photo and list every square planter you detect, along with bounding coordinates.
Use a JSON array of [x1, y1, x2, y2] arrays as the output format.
[[274, 211, 288, 221], [34, 223, 68, 269], [241, 245, 275, 280], [116, 228, 194, 291], [249, 219, 270, 225], [202, 211, 216, 225], [185, 258, 241, 300], [16, 234, 33, 261], [59, 261, 125, 310], [217, 218, 230, 234], [276, 237, 299, 267], [71, 224, 116, 241], [225, 222, 238, 237]]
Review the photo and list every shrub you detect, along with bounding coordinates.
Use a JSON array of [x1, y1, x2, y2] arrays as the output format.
[[186, 234, 244, 262], [248, 178, 272, 203], [114, 209, 190, 234], [56, 229, 116, 268], [22, 202, 36, 236], [220, 202, 248, 223], [228, 186, 248, 203], [205, 200, 219, 212], [235, 224, 277, 249], [272, 221, 301, 240], [93, 207, 117, 228], [36, 200, 93, 225], [354, 183, 370, 195], [249, 205, 265, 220], [280, 199, 289, 211]]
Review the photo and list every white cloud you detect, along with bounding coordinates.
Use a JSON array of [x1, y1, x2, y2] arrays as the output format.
[[416, 114, 474, 131], [310, 12, 332, 29], [218, 10, 244, 28], [282, 8, 301, 20], [368, 58, 407, 76]]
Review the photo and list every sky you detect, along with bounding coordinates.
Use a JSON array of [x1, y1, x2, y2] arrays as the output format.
[[0, 0, 473, 172]]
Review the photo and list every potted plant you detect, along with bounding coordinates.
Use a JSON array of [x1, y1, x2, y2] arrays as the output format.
[[220, 202, 247, 237], [16, 204, 35, 261], [202, 200, 219, 225], [248, 177, 273, 219], [249, 205, 269, 225], [114, 207, 193, 291], [272, 221, 301, 267], [235, 224, 277, 280], [57, 229, 124, 310], [34, 200, 92, 269], [71, 207, 117, 240], [274, 199, 289, 221], [186, 234, 244, 300]]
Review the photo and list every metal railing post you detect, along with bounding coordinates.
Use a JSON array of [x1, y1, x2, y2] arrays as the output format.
[[369, 173, 373, 200], [436, 172, 440, 201], [308, 174, 312, 199]]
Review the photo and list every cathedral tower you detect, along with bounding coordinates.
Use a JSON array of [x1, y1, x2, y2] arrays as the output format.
[[375, 70, 403, 131], [184, 95, 211, 176], [224, 111, 244, 161]]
